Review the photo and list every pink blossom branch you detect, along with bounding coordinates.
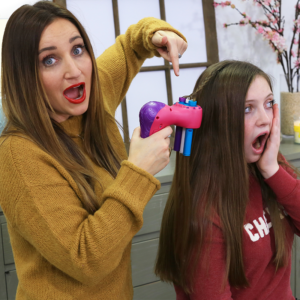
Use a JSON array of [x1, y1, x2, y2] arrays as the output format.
[[288, 0, 300, 91], [278, 0, 282, 29], [255, 0, 279, 21], [217, 2, 283, 35], [214, 0, 300, 92], [292, 30, 300, 91]]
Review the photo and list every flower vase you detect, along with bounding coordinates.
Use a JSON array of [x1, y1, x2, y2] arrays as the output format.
[[280, 92, 300, 136]]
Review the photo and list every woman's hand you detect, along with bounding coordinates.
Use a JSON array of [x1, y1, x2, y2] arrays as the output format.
[[128, 126, 173, 176], [152, 30, 188, 77], [256, 103, 280, 179]]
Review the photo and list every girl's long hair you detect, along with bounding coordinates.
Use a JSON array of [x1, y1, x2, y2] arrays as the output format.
[[155, 60, 295, 293], [1, 1, 121, 214]]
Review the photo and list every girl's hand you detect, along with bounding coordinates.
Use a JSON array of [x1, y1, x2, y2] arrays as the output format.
[[151, 30, 187, 77], [128, 126, 173, 176], [256, 103, 280, 179]]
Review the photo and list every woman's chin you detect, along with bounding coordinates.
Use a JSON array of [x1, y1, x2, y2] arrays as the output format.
[[49, 106, 88, 123]]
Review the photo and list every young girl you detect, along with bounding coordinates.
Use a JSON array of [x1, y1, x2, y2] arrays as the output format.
[[155, 60, 300, 300]]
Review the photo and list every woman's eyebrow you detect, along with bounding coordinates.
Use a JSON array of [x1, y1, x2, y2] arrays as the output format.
[[38, 36, 82, 54], [39, 46, 56, 54], [69, 35, 82, 43]]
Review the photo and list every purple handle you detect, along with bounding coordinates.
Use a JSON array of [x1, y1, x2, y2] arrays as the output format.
[[139, 101, 166, 138], [173, 126, 182, 151]]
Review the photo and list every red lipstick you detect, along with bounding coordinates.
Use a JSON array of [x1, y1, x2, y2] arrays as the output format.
[[63, 82, 86, 104]]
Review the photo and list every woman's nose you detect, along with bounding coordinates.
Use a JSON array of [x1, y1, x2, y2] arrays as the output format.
[[64, 57, 82, 79]]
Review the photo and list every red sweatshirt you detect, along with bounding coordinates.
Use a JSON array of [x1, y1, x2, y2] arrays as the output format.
[[175, 164, 300, 300]]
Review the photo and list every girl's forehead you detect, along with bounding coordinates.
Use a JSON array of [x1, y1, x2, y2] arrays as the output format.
[[246, 76, 272, 100]]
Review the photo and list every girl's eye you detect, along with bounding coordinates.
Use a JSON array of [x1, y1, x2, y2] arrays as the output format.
[[73, 45, 85, 56], [245, 106, 251, 114], [43, 56, 57, 67], [266, 99, 275, 108]]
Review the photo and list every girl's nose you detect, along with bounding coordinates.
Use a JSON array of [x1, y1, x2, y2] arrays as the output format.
[[64, 57, 82, 79], [256, 107, 272, 127]]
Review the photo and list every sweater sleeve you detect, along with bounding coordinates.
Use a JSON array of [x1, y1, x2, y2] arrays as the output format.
[[175, 223, 233, 300], [265, 165, 300, 235], [0, 136, 160, 286], [96, 17, 187, 115]]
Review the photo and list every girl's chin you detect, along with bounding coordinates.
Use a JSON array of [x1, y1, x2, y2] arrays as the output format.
[[245, 154, 261, 164]]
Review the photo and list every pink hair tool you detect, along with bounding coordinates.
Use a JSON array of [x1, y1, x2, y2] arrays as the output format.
[[139, 98, 203, 156]]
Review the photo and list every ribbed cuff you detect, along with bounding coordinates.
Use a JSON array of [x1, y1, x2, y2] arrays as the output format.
[[147, 26, 187, 51], [140, 17, 187, 52], [120, 160, 161, 192], [102, 160, 161, 217]]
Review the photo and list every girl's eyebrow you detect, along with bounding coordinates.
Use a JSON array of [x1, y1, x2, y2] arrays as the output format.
[[38, 35, 82, 55], [265, 93, 274, 98], [245, 93, 274, 103]]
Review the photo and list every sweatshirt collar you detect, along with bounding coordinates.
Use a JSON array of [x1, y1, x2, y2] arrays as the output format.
[[60, 115, 83, 137]]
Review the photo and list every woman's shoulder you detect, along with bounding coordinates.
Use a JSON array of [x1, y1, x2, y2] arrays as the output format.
[[0, 133, 73, 191], [0, 133, 62, 177], [0, 134, 46, 160]]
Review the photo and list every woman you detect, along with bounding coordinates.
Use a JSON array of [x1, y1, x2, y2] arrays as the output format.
[[155, 60, 300, 299], [0, 1, 187, 299]]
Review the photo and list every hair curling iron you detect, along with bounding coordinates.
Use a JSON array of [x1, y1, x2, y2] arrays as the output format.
[[139, 97, 203, 156]]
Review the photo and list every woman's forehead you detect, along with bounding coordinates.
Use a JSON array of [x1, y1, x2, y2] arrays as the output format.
[[39, 18, 80, 49]]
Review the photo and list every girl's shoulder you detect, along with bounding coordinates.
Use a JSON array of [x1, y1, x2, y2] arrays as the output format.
[[278, 152, 298, 179]]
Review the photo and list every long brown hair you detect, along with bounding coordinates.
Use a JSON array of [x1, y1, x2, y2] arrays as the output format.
[[155, 60, 295, 293], [1, 1, 121, 213]]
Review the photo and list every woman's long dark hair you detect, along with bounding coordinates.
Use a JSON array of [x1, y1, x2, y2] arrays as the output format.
[[1, 1, 121, 213], [155, 60, 294, 293]]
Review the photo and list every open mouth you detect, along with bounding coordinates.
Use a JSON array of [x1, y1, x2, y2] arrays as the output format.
[[252, 132, 269, 152], [63, 82, 86, 104]]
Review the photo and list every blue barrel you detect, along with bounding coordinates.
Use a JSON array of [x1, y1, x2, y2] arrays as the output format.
[[183, 100, 197, 156]]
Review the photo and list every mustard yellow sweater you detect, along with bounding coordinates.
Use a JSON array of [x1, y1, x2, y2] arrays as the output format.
[[0, 18, 186, 300]]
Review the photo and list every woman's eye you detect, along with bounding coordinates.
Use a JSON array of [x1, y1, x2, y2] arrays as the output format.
[[73, 45, 84, 56], [43, 56, 56, 67], [266, 100, 275, 108], [245, 106, 251, 113]]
